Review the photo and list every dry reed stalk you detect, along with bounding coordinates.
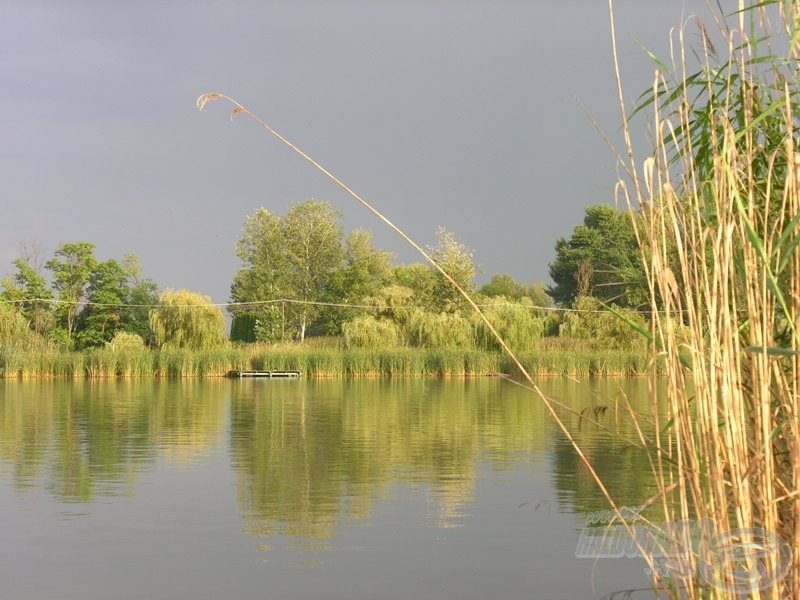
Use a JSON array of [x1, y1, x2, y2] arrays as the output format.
[[611, 0, 800, 596]]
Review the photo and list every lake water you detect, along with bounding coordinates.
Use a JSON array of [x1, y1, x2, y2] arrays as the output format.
[[0, 378, 664, 599]]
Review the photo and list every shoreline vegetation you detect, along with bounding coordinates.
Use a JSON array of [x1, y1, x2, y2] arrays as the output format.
[[0, 338, 653, 379]]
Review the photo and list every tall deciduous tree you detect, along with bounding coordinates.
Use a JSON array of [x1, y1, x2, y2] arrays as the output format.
[[340, 229, 392, 302], [231, 200, 346, 342], [231, 209, 288, 307], [320, 229, 393, 334], [230, 208, 289, 342], [46, 242, 97, 342], [283, 200, 345, 341], [149, 289, 226, 350], [547, 204, 644, 308], [74, 259, 129, 349]]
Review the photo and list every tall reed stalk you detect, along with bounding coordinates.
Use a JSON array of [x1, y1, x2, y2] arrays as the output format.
[[612, 0, 800, 596]]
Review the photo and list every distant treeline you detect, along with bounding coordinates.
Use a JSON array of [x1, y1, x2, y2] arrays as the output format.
[[1, 200, 651, 378]]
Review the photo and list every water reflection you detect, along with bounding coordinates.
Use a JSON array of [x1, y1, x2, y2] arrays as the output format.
[[229, 379, 548, 539], [0, 380, 227, 501], [543, 378, 665, 519], [0, 378, 662, 532]]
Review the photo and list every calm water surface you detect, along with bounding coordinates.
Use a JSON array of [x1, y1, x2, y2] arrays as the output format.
[[0, 378, 663, 599]]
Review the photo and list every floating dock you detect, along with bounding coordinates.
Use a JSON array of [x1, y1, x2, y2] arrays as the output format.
[[228, 370, 302, 379]]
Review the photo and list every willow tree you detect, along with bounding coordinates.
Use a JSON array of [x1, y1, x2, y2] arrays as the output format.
[[0, 301, 34, 348], [149, 289, 226, 350]]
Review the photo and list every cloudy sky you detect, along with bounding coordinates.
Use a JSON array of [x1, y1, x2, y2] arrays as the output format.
[[1, 0, 711, 305]]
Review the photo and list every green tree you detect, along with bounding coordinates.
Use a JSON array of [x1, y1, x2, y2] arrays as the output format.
[[105, 330, 146, 352], [342, 314, 401, 349], [473, 297, 544, 353], [480, 274, 552, 307], [74, 259, 130, 350], [557, 295, 646, 350], [121, 253, 159, 343], [45, 242, 98, 343], [320, 229, 393, 334], [283, 200, 345, 341], [149, 289, 226, 349], [230, 208, 288, 343], [0, 301, 35, 348], [405, 309, 473, 349], [479, 273, 523, 299], [230, 313, 257, 343], [365, 284, 415, 325], [1, 244, 54, 335], [427, 227, 476, 312], [340, 229, 392, 303], [525, 283, 553, 309], [390, 263, 437, 309], [230, 208, 288, 311], [386, 230, 475, 315], [547, 205, 644, 308], [231, 200, 346, 342]]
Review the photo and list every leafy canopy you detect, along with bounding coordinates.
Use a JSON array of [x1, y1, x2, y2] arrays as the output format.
[[547, 204, 644, 308], [231, 200, 391, 341]]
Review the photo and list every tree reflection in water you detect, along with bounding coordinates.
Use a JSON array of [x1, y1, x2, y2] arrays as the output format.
[[0, 378, 662, 539]]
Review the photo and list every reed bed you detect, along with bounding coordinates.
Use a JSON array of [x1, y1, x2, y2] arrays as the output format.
[[249, 346, 498, 378], [610, 1, 800, 596], [506, 348, 652, 378], [0, 342, 649, 379], [0, 347, 86, 379], [0, 346, 251, 379]]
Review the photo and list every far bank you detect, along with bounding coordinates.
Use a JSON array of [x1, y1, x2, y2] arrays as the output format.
[[0, 339, 653, 379]]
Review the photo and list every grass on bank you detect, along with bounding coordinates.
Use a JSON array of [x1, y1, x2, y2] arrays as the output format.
[[0, 338, 652, 379]]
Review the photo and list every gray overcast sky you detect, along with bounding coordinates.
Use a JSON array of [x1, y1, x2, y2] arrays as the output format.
[[1, 0, 710, 305]]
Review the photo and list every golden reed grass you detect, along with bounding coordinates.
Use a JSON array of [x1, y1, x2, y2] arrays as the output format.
[[610, 0, 800, 596]]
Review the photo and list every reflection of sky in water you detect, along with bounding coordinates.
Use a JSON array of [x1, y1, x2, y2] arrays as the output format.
[[0, 379, 661, 599]]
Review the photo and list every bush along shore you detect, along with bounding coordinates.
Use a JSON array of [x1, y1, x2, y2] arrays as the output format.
[[0, 341, 654, 379]]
